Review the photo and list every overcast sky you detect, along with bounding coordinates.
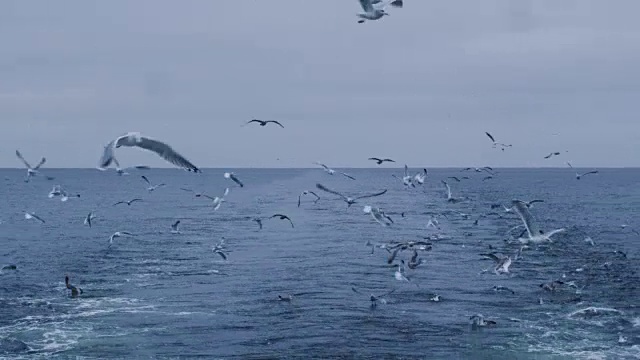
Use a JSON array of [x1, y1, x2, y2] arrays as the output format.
[[1, 0, 639, 168]]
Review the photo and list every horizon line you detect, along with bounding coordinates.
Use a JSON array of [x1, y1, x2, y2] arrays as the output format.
[[0, 166, 634, 170]]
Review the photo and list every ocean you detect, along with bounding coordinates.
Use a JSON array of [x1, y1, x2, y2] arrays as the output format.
[[1, 168, 639, 359]]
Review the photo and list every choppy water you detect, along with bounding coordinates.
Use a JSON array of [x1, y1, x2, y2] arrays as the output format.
[[1, 168, 639, 359]]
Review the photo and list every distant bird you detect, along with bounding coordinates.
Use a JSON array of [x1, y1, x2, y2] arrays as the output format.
[[141, 175, 165, 192], [426, 215, 440, 229], [316, 183, 387, 207], [212, 238, 228, 260], [441, 181, 462, 203], [24, 212, 45, 224], [48, 185, 79, 202], [463, 167, 494, 175], [278, 295, 293, 302], [356, 0, 398, 23], [84, 212, 96, 228], [98, 132, 200, 173], [413, 169, 428, 185], [197, 188, 230, 210], [512, 200, 565, 243], [170, 220, 181, 234], [447, 176, 469, 182], [492, 286, 515, 295], [270, 214, 294, 228], [252, 218, 263, 230], [313, 162, 356, 180], [539, 280, 565, 292], [392, 165, 414, 187], [244, 119, 284, 128], [480, 253, 512, 274], [482, 176, 493, 181], [485, 132, 512, 151], [368, 157, 395, 165], [515, 199, 544, 209], [298, 190, 320, 207], [113, 198, 143, 206], [224, 172, 244, 187], [351, 286, 396, 309], [469, 314, 497, 328], [108, 231, 135, 248], [544, 152, 561, 159], [65, 275, 83, 297], [567, 162, 599, 180], [15, 150, 46, 182], [621, 224, 640, 236], [407, 250, 424, 269], [363, 205, 393, 227]]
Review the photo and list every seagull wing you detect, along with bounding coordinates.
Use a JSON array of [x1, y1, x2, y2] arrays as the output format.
[[267, 120, 285, 128], [230, 174, 244, 187], [354, 189, 387, 200], [384, 159, 395, 162], [359, 0, 374, 12], [580, 170, 599, 177], [480, 253, 502, 263], [297, 193, 302, 207], [404, 164, 408, 177], [33, 158, 46, 170], [544, 153, 552, 159], [129, 198, 143, 204], [309, 191, 320, 202], [131, 135, 200, 173], [566, 161, 573, 169], [30, 213, 46, 223], [512, 200, 541, 238], [528, 199, 544, 205], [314, 162, 330, 171], [120, 231, 135, 236], [15, 150, 32, 169], [442, 181, 452, 199], [368, 157, 381, 162], [113, 201, 125, 206], [341, 172, 356, 180], [98, 141, 116, 169], [172, 220, 180, 228], [315, 183, 348, 201], [485, 132, 496, 143], [141, 175, 151, 185]]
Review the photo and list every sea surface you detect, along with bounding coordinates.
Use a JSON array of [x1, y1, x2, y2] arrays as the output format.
[[0, 168, 639, 359]]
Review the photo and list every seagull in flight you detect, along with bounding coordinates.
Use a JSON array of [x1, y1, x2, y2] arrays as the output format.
[[567, 162, 599, 180], [356, 0, 399, 23], [252, 218, 263, 230], [463, 167, 494, 175], [298, 190, 320, 207], [351, 286, 396, 309], [313, 162, 356, 180], [197, 188, 230, 210], [84, 212, 96, 228], [413, 169, 428, 185], [441, 181, 462, 203], [212, 239, 228, 260], [270, 214, 294, 228], [316, 183, 387, 207], [244, 119, 284, 128], [65, 275, 83, 298], [24, 212, 45, 224], [113, 198, 143, 206], [15, 150, 46, 182], [224, 172, 244, 187], [363, 205, 393, 227], [140, 175, 165, 192], [485, 132, 512, 151], [170, 220, 181, 234], [512, 200, 565, 243], [48, 185, 80, 202], [392, 165, 414, 187], [447, 176, 469, 182], [480, 252, 513, 274], [515, 199, 544, 209], [98, 132, 200, 173], [544, 152, 561, 159], [108, 231, 135, 248], [368, 157, 395, 165]]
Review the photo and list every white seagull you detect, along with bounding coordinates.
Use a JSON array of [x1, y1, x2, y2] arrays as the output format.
[[316, 183, 387, 207], [15, 150, 46, 182], [108, 231, 135, 248], [141, 175, 165, 192], [356, 0, 400, 23], [84, 212, 96, 228], [485, 132, 512, 151], [441, 180, 462, 203], [98, 132, 200, 173], [413, 169, 428, 185], [512, 200, 565, 243], [392, 165, 414, 187], [170, 220, 181, 234], [480, 252, 512, 274], [24, 212, 45, 224], [224, 172, 244, 187], [313, 162, 356, 180], [363, 205, 393, 227], [567, 162, 599, 180], [48, 185, 79, 202], [197, 188, 230, 210]]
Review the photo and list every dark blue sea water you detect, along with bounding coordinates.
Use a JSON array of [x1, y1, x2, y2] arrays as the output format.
[[1, 168, 639, 359]]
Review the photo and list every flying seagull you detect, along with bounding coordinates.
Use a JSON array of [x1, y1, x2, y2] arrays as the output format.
[[544, 152, 561, 159], [24, 212, 45, 224], [485, 132, 512, 151], [392, 164, 414, 187], [252, 218, 263, 230], [224, 172, 244, 187], [447, 176, 469, 182], [244, 119, 284, 128], [441, 180, 462, 203], [316, 183, 387, 207], [141, 175, 165, 192], [270, 214, 294, 228], [113, 198, 143, 206], [567, 162, 599, 180], [98, 132, 200, 173], [170, 220, 181, 234], [413, 169, 428, 185], [298, 190, 320, 207], [351, 286, 396, 309], [197, 188, 230, 210], [363, 205, 393, 227], [108, 231, 135, 248], [480, 252, 513, 274], [212, 238, 228, 260], [65, 275, 83, 298], [48, 185, 79, 202], [356, 0, 399, 23], [313, 162, 356, 180], [15, 150, 46, 182], [512, 200, 565, 243], [368, 157, 395, 165], [84, 212, 96, 228]]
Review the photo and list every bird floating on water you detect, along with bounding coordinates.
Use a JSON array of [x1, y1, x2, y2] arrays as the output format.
[[65, 275, 83, 298]]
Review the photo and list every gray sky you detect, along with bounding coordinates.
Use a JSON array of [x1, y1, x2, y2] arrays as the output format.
[[1, 0, 639, 168]]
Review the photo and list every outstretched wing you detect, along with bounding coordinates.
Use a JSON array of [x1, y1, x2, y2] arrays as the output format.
[[480, 253, 501, 263], [512, 200, 541, 238], [268, 120, 285, 128], [15, 150, 32, 169], [359, 0, 374, 12], [314, 162, 330, 171], [135, 136, 200, 173], [32, 157, 46, 170], [315, 183, 348, 201], [354, 189, 387, 200], [485, 132, 496, 143], [441, 181, 452, 198], [341, 172, 356, 180]]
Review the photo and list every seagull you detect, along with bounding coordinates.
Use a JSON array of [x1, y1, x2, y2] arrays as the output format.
[[482, 176, 493, 181], [98, 132, 200, 173], [170, 220, 181, 234], [197, 188, 230, 210], [480, 252, 512, 274], [15, 150, 46, 182], [544, 152, 561, 159], [84, 212, 96, 228], [351, 286, 396, 309], [244, 119, 284, 128], [512, 200, 565, 243], [252, 218, 263, 230], [469, 314, 497, 328], [356, 0, 396, 23], [447, 176, 469, 182], [621, 224, 640, 236], [316, 183, 387, 207], [363, 205, 393, 227], [113, 198, 143, 206], [463, 167, 494, 175], [567, 162, 599, 180], [516, 199, 544, 209], [394, 263, 410, 282], [492, 286, 515, 295], [141, 175, 165, 192], [108, 231, 135, 248], [48, 185, 79, 202], [270, 214, 294, 228], [223, 172, 244, 187], [392, 165, 414, 187], [539, 280, 565, 292], [212, 238, 228, 260], [407, 250, 424, 269], [313, 162, 356, 180], [441, 180, 462, 203], [298, 190, 320, 207], [24, 212, 45, 224], [65, 275, 83, 298], [413, 169, 428, 185], [485, 132, 512, 151], [426, 215, 440, 229], [368, 157, 395, 165]]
